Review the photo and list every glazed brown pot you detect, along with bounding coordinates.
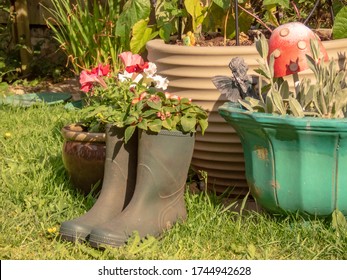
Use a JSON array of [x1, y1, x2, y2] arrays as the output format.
[[61, 124, 106, 195], [146, 38, 347, 196]]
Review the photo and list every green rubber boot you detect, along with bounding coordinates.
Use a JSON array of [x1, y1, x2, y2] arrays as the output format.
[[88, 130, 195, 248], [59, 125, 137, 242]]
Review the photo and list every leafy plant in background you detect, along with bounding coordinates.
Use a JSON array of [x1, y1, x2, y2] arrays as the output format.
[[0, 0, 21, 87], [139, 0, 255, 45], [332, 3, 347, 39], [42, 0, 347, 78], [135, 0, 347, 47], [43, 0, 154, 74], [260, 0, 347, 39]]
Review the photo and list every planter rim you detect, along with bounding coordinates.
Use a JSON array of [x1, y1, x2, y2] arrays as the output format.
[[146, 39, 257, 55], [219, 102, 347, 132], [146, 37, 347, 56], [61, 123, 106, 142]]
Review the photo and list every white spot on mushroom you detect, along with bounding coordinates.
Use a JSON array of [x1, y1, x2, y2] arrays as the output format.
[[297, 41, 307, 50], [280, 28, 290, 37], [273, 49, 281, 58]]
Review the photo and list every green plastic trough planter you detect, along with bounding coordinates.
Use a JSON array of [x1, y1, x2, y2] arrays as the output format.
[[218, 102, 347, 217]]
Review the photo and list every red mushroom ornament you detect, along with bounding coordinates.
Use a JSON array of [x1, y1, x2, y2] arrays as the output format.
[[269, 22, 328, 77], [268, 22, 329, 95]]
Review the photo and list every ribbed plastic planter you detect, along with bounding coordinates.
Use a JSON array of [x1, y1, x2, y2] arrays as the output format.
[[146, 38, 347, 196], [218, 102, 347, 216]]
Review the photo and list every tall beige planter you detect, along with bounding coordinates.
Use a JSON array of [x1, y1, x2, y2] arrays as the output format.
[[146, 38, 347, 196]]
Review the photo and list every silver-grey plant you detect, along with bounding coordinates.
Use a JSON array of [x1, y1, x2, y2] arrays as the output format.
[[214, 34, 347, 119]]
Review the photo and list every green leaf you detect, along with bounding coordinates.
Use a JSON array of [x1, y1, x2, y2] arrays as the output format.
[[137, 119, 148, 130], [147, 100, 162, 110], [224, 10, 253, 39], [141, 109, 158, 118], [263, 0, 290, 8], [180, 115, 196, 132], [265, 94, 274, 113], [198, 119, 208, 135], [158, 23, 173, 43], [148, 119, 162, 133], [124, 125, 137, 143], [115, 0, 151, 50], [279, 80, 290, 99], [124, 116, 138, 126], [254, 67, 270, 80], [212, 0, 231, 11], [289, 96, 304, 117], [305, 54, 318, 76], [162, 118, 173, 130], [184, 0, 204, 32], [271, 89, 286, 115], [255, 35, 269, 59], [268, 53, 275, 79], [333, 6, 347, 39], [238, 99, 255, 112], [240, 97, 266, 112], [332, 209, 347, 232], [130, 19, 159, 54]]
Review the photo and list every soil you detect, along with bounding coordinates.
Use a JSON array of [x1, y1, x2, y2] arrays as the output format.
[[170, 28, 332, 47], [172, 32, 255, 47]]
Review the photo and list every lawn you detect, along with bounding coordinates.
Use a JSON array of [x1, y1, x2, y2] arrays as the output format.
[[0, 102, 347, 260]]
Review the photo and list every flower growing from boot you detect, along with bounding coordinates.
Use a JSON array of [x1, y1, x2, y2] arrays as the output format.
[[213, 22, 347, 119], [78, 51, 208, 141]]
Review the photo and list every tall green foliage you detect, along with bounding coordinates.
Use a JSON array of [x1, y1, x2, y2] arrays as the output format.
[[0, 0, 21, 83], [43, 0, 152, 74]]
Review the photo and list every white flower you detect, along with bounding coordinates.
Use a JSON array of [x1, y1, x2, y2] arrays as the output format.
[[153, 75, 169, 90], [132, 73, 143, 84], [144, 62, 157, 76], [118, 71, 133, 82]]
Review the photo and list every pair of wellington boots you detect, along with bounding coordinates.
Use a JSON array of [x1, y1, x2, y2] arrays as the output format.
[[59, 125, 195, 248]]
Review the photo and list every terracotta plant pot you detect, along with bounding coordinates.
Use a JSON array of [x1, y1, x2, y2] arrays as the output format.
[[61, 124, 106, 195], [146, 38, 347, 196]]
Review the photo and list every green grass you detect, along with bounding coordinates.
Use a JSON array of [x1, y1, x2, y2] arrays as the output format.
[[1, 103, 347, 260]]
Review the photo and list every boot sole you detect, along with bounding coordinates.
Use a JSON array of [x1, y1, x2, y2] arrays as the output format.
[[59, 228, 90, 243]]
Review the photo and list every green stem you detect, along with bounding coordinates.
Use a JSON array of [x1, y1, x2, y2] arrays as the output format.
[[224, 5, 231, 46], [292, 73, 299, 99], [237, 4, 272, 33]]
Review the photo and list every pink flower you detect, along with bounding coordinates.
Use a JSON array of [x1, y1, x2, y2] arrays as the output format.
[[79, 67, 108, 93], [170, 95, 180, 100], [156, 111, 167, 121], [139, 92, 148, 100], [149, 95, 161, 103], [90, 64, 110, 76], [132, 97, 140, 104], [119, 51, 144, 67], [125, 62, 149, 74], [80, 71, 98, 93], [119, 51, 149, 73]]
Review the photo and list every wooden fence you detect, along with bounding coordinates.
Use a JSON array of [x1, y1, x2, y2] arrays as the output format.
[[1, 1, 62, 74], [0, 0, 54, 25]]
